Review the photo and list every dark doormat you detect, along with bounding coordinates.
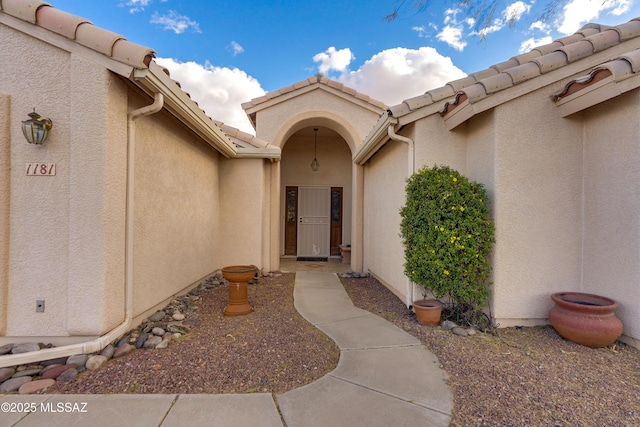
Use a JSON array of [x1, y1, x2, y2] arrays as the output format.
[[296, 257, 328, 262]]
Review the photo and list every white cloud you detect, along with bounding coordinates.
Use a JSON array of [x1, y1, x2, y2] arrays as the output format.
[[150, 10, 201, 34], [125, 0, 151, 13], [229, 41, 244, 56], [472, 1, 532, 38], [557, 0, 634, 35], [155, 58, 266, 134], [503, 1, 532, 23], [437, 25, 467, 51], [337, 47, 467, 106], [437, 9, 467, 50], [313, 47, 354, 74], [529, 20, 551, 33], [519, 36, 553, 53]]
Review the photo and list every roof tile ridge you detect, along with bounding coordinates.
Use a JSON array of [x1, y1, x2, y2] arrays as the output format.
[[612, 18, 640, 41], [35, 4, 89, 39], [1, 0, 50, 24], [3, 1, 155, 68]]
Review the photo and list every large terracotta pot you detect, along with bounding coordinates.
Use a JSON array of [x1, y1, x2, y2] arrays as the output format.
[[549, 292, 623, 348], [221, 265, 257, 317], [413, 299, 442, 326]]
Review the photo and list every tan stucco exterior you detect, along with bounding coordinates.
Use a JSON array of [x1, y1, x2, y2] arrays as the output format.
[[2, 0, 639, 353], [356, 22, 640, 348], [0, 3, 250, 346]]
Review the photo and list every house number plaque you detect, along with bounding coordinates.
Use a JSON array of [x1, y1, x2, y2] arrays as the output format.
[[25, 163, 56, 176]]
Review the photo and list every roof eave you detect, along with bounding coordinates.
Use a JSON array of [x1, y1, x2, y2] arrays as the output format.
[[133, 62, 237, 158], [353, 114, 397, 165]]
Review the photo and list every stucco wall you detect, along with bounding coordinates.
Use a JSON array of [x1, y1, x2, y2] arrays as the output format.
[[218, 158, 266, 268], [255, 88, 381, 151], [1, 24, 226, 339], [362, 138, 409, 302], [583, 89, 640, 343], [0, 26, 128, 337], [491, 89, 584, 325], [132, 102, 221, 318], [0, 95, 10, 336]]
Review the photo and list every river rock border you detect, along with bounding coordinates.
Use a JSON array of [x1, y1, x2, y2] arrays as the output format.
[[0, 271, 244, 395]]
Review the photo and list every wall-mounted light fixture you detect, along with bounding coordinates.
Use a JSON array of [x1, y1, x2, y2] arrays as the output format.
[[311, 128, 320, 171], [22, 109, 53, 145]]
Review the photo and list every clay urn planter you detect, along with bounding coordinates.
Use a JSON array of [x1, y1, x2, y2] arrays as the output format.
[[549, 292, 623, 348], [413, 299, 443, 326], [221, 265, 257, 317]]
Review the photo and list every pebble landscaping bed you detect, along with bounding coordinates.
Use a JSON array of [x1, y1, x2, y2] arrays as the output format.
[[341, 275, 640, 427], [1, 271, 639, 427], [0, 273, 219, 394]]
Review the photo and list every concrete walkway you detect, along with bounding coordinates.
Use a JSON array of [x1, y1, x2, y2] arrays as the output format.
[[2, 272, 452, 426]]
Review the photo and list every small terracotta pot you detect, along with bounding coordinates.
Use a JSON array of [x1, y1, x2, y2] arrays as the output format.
[[413, 299, 443, 326], [549, 292, 623, 348], [221, 265, 257, 317]]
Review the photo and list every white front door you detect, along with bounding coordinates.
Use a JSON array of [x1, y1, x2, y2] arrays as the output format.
[[297, 187, 330, 258]]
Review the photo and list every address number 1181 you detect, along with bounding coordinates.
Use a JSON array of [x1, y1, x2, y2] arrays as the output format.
[[25, 163, 56, 176]]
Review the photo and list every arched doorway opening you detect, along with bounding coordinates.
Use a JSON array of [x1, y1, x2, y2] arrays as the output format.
[[280, 126, 352, 260]]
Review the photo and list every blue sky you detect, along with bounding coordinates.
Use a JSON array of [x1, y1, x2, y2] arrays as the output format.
[[48, 0, 640, 133]]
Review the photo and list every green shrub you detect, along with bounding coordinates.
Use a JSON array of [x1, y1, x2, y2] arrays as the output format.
[[400, 165, 495, 317]]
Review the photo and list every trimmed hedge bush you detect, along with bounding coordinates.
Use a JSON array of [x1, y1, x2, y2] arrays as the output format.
[[400, 165, 495, 315]]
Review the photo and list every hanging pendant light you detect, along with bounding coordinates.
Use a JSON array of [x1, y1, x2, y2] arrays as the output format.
[[311, 128, 320, 171]]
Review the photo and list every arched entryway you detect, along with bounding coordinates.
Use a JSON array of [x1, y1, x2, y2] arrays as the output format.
[[280, 126, 352, 261]]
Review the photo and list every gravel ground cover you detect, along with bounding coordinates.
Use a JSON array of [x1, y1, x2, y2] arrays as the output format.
[[45, 272, 640, 427], [341, 275, 640, 427], [48, 273, 339, 394]]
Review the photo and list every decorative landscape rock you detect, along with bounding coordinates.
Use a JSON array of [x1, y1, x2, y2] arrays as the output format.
[[0, 367, 15, 382], [67, 354, 89, 371], [113, 343, 133, 359], [0, 377, 32, 393], [143, 336, 162, 349], [0, 272, 220, 393], [100, 344, 115, 360], [12, 368, 41, 378], [86, 355, 108, 371], [41, 364, 77, 380], [0, 343, 14, 355], [11, 343, 40, 354], [149, 311, 166, 322], [19, 378, 55, 395], [56, 368, 78, 382]]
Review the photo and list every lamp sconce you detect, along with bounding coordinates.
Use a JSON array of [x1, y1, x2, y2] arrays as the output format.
[[22, 109, 53, 145]]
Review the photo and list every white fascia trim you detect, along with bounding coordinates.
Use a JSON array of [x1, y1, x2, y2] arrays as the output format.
[[353, 115, 396, 165], [132, 62, 237, 158], [234, 146, 281, 160]]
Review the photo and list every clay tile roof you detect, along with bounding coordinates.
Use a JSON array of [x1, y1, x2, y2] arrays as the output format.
[[36, 4, 89, 38], [621, 48, 640, 72], [585, 29, 620, 52], [1, 1, 155, 68], [478, 72, 513, 94], [613, 19, 640, 40], [448, 75, 479, 91], [532, 50, 568, 73], [427, 85, 456, 102], [242, 74, 387, 112], [504, 62, 541, 84], [1, 0, 49, 24], [491, 58, 520, 73], [387, 17, 640, 122]]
